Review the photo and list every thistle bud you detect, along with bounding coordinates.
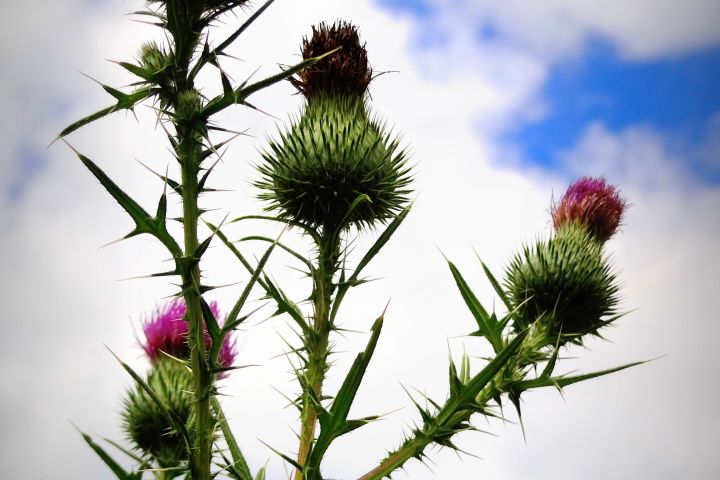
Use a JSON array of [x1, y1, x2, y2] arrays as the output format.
[[174, 89, 203, 123], [290, 21, 373, 100], [505, 223, 620, 344], [140, 42, 168, 74], [257, 22, 412, 230], [552, 177, 627, 243], [122, 359, 193, 467]]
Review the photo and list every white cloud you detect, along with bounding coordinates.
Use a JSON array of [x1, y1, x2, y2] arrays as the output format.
[[558, 122, 698, 190], [1, 1, 719, 480], [419, 0, 720, 61]]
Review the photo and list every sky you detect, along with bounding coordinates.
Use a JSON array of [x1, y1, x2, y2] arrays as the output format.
[[1, 0, 719, 479]]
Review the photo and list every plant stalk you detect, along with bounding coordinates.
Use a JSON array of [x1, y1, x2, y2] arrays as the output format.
[[356, 377, 501, 479], [177, 114, 214, 480], [172, 9, 212, 474], [294, 227, 340, 479]]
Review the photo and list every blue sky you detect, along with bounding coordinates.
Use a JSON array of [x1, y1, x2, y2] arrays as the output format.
[[513, 42, 720, 179], [377, 0, 720, 183]]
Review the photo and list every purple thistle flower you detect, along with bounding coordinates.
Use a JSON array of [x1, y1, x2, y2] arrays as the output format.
[[552, 177, 627, 243], [141, 298, 237, 374]]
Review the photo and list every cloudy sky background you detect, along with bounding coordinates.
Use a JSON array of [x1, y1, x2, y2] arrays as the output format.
[[1, 0, 719, 478]]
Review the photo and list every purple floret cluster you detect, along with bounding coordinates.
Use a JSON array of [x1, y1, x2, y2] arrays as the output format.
[[141, 298, 236, 371], [552, 176, 627, 243]]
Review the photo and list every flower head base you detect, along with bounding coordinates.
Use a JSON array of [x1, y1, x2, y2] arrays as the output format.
[[290, 21, 373, 100], [552, 177, 627, 243], [141, 298, 236, 371], [505, 223, 620, 344], [257, 95, 412, 230]]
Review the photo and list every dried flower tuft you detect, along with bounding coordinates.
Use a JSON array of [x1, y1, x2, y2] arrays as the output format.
[[552, 177, 627, 243], [290, 21, 373, 100]]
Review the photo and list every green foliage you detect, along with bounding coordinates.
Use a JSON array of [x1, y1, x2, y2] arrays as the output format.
[[257, 94, 413, 230], [505, 222, 620, 343]]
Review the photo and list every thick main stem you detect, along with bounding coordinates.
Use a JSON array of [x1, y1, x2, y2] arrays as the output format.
[[178, 117, 214, 480], [294, 228, 340, 479]]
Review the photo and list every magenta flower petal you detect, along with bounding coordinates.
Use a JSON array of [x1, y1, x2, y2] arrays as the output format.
[[552, 177, 627, 242], [141, 298, 236, 374]]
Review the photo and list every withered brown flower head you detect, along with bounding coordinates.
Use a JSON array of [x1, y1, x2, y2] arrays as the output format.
[[290, 21, 373, 100]]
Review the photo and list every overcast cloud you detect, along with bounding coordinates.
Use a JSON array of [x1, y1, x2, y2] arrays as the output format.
[[1, 1, 719, 479]]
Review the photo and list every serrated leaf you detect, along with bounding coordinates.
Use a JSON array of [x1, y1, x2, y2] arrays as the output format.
[[75, 428, 140, 480], [516, 360, 649, 392], [309, 313, 384, 468], [226, 231, 281, 327], [59, 87, 152, 138], [63, 141, 182, 257], [477, 255, 513, 312], [212, 398, 252, 480], [117, 61, 154, 81], [446, 259, 502, 353], [263, 275, 309, 333], [330, 202, 412, 324], [206, 221, 271, 293], [203, 48, 340, 118]]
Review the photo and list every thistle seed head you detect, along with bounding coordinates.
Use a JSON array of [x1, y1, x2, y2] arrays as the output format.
[[290, 21, 373, 100], [505, 223, 620, 344], [141, 298, 236, 372], [552, 177, 627, 243], [256, 95, 413, 230], [122, 359, 193, 467]]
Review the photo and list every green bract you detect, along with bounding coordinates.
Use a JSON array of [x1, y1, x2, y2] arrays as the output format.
[[256, 94, 412, 230], [505, 222, 620, 343], [122, 359, 194, 468]]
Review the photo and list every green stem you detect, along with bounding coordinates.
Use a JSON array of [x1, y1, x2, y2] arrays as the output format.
[[356, 387, 496, 480], [178, 115, 214, 480], [294, 227, 340, 479]]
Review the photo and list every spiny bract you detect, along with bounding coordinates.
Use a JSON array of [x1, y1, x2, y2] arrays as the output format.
[[256, 94, 413, 229], [505, 222, 620, 343], [122, 359, 193, 468]]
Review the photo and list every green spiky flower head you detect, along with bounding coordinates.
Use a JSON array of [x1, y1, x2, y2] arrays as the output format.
[[257, 21, 412, 230], [122, 359, 193, 468], [257, 96, 412, 229], [504, 222, 620, 344]]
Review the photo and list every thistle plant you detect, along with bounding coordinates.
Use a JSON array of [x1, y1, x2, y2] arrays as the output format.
[[61, 3, 644, 479]]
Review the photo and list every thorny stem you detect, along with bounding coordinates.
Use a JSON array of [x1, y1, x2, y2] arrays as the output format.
[[294, 227, 341, 479], [179, 118, 214, 480], [170, 7, 213, 480], [356, 375, 503, 480]]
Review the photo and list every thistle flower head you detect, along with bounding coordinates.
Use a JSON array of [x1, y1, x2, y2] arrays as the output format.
[[290, 20, 373, 100], [256, 96, 412, 230], [552, 177, 627, 243], [141, 298, 236, 370], [122, 359, 193, 466], [505, 223, 620, 344]]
